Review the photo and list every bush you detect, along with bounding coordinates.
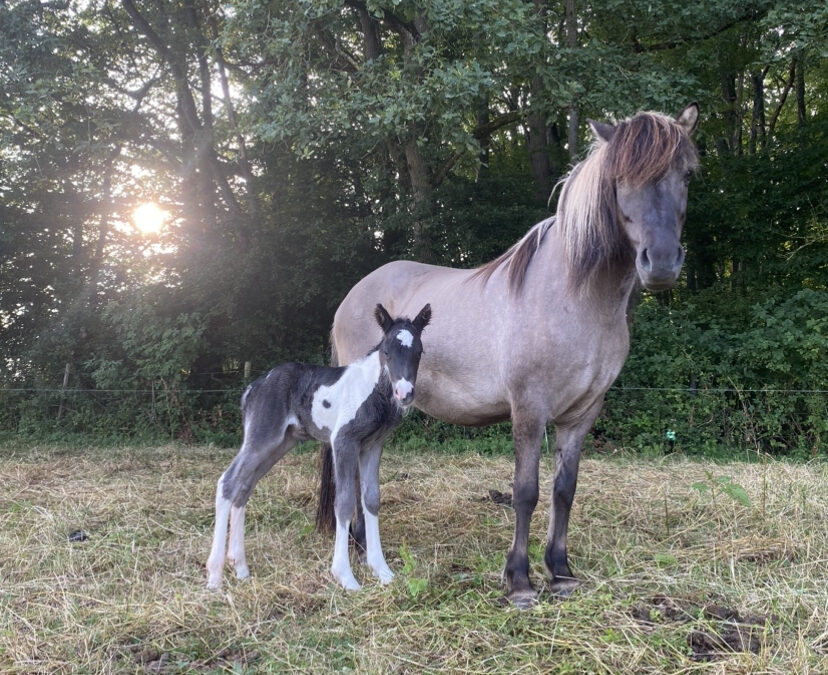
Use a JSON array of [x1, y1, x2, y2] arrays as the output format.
[[597, 287, 828, 458]]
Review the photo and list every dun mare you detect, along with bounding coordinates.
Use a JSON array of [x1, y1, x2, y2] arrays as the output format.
[[207, 303, 431, 591], [318, 104, 700, 607]]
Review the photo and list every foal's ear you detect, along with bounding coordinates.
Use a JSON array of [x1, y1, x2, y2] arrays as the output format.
[[675, 102, 699, 134], [374, 304, 394, 333], [413, 303, 431, 333], [588, 119, 616, 143]]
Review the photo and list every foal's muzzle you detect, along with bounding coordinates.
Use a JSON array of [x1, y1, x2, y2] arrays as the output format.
[[393, 379, 415, 406]]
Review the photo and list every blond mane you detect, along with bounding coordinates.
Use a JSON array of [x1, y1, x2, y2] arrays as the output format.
[[473, 111, 698, 292]]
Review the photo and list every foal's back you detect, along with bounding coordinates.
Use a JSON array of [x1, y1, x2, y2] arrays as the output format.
[[242, 356, 395, 446]]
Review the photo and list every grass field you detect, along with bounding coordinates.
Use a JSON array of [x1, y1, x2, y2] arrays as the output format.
[[0, 442, 826, 674]]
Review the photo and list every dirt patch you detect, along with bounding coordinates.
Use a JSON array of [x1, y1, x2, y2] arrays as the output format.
[[473, 489, 512, 506], [631, 594, 767, 661], [688, 625, 762, 661]]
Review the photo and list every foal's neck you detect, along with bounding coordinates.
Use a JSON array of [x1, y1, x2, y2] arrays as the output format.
[[348, 349, 384, 390]]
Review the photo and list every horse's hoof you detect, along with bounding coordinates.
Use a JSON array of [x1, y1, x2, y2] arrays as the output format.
[[507, 589, 538, 610], [549, 576, 581, 597], [374, 567, 394, 585], [234, 564, 250, 580], [331, 567, 361, 591]]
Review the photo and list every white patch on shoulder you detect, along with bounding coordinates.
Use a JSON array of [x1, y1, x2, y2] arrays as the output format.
[[311, 351, 381, 434], [395, 330, 413, 348]]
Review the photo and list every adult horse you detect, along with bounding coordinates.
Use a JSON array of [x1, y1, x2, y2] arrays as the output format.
[[318, 104, 699, 607]]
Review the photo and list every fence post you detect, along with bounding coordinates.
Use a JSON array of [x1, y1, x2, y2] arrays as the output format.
[[57, 362, 71, 420], [243, 361, 252, 384]]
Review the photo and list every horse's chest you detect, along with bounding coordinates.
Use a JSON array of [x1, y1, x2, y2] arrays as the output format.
[[304, 366, 392, 443]]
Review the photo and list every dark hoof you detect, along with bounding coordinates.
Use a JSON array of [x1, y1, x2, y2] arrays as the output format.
[[549, 576, 581, 597], [507, 588, 538, 609]]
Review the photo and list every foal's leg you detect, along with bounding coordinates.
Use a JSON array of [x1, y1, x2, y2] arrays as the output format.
[[330, 438, 361, 590], [544, 399, 603, 596], [359, 441, 394, 584], [504, 409, 545, 608], [207, 469, 234, 589], [206, 429, 295, 589]]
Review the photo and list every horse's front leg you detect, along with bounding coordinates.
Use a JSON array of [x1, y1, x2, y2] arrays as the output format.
[[330, 438, 361, 590], [503, 410, 545, 608], [544, 400, 602, 596], [359, 441, 394, 584]]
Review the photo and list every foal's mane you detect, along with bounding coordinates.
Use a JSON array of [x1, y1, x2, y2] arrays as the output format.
[[473, 111, 698, 292]]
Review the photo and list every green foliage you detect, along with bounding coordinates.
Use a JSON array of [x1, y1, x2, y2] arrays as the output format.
[[398, 543, 429, 598], [598, 287, 828, 457], [0, 0, 826, 458], [692, 473, 752, 507]]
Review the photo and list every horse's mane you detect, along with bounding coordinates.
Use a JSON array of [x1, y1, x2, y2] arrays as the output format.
[[473, 111, 698, 292]]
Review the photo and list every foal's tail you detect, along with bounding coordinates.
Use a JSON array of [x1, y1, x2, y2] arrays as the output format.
[[315, 334, 339, 533]]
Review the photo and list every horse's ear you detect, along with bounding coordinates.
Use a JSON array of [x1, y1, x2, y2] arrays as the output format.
[[374, 304, 394, 333], [413, 303, 431, 333], [588, 119, 616, 143], [675, 102, 699, 134]]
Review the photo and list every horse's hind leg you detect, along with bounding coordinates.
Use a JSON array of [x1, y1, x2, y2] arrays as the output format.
[[330, 438, 361, 590], [359, 441, 393, 584], [206, 470, 233, 589], [206, 422, 296, 588]]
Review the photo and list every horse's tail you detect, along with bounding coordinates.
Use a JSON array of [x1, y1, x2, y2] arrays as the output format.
[[315, 334, 339, 532]]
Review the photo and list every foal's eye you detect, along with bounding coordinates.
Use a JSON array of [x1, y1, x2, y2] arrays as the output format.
[[683, 169, 694, 183]]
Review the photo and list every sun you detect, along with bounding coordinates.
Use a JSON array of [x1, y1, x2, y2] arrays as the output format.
[[132, 202, 168, 235]]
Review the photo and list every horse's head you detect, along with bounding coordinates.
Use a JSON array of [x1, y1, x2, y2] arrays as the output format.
[[589, 103, 699, 291], [374, 303, 431, 407]]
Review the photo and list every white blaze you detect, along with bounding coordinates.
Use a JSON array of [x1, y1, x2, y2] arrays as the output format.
[[395, 330, 413, 348]]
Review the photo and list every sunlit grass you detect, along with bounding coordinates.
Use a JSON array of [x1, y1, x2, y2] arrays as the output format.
[[0, 442, 825, 673]]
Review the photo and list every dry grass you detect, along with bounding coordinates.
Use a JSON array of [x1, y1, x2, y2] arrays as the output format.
[[0, 442, 826, 674]]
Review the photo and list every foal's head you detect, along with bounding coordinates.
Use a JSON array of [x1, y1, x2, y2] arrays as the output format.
[[374, 303, 431, 407]]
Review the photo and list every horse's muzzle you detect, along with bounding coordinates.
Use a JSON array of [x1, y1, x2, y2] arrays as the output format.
[[394, 379, 414, 406], [637, 245, 684, 291]]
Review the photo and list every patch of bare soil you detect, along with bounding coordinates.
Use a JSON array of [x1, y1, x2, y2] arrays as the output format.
[[631, 594, 767, 661]]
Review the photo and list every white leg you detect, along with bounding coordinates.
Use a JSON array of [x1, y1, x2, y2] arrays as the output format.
[[228, 505, 249, 580], [206, 474, 231, 589], [363, 508, 394, 584], [330, 517, 360, 591]]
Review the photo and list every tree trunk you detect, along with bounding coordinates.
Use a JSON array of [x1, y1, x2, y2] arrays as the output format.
[[527, 77, 551, 205], [719, 72, 739, 155], [749, 69, 766, 154], [404, 135, 434, 261], [565, 0, 578, 160], [794, 52, 806, 124]]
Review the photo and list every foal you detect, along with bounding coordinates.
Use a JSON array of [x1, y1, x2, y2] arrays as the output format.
[[206, 303, 431, 591]]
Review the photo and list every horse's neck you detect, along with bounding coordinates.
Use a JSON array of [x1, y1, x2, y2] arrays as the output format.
[[349, 350, 382, 385], [537, 226, 638, 321]]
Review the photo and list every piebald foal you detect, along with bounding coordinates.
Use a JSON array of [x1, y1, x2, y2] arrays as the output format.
[[206, 303, 431, 590]]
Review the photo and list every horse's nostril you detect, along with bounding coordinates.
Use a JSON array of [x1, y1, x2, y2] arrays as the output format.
[[640, 248, 651, 270]]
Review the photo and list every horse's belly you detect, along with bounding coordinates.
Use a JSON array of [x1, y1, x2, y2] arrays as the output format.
[[413, 370, 511, 426]]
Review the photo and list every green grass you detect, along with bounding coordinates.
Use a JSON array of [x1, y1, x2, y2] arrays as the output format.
[[0, 441, 826, 673]]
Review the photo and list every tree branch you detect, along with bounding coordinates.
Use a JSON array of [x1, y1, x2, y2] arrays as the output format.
[[632, 9, 768, 53]]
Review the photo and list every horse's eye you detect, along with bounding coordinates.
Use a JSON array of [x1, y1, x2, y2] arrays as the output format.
[[683, 169, 694, 183]]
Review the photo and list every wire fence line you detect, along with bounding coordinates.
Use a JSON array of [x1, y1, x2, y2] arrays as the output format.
[[2, 386, 827, 394]]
